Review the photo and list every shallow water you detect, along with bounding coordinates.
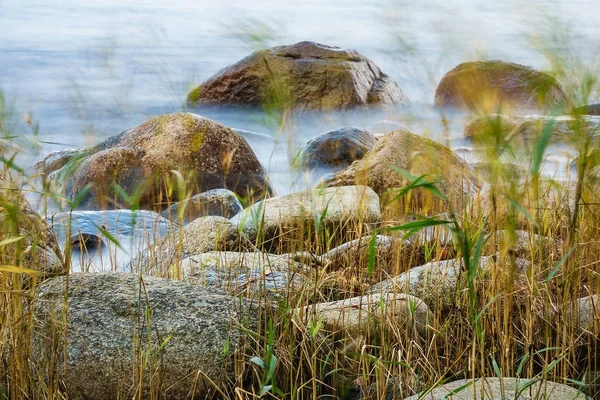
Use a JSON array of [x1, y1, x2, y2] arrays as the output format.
[[2, 0, 599, 190], [49, 210, 177, 272], [2, 0, 599, 269]]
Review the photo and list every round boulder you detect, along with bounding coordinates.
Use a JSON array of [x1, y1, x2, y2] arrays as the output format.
[[187, 41, 408, 111], [296, 126, 377, 172], [435, 60, 566, 111], [48, 113, 273, 210], [322, 130, 481, 212], [32, 273, 260, 399]]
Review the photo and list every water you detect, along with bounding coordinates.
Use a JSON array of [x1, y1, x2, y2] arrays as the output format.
[[2, 0, 599, 269], [48, 210, 177, 272]]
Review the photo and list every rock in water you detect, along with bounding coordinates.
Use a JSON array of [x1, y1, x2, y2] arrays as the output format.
[[230, 186, 381, 252], [434, 60, 566, 111], [296, 126, 377, 172], [162, 188, 244, 224], [405, 377, 590, 399], [187, 41, 408, 111], [46, 113, 273, 210], [322, 130, 480, 212], [32, 273, 260, 399]]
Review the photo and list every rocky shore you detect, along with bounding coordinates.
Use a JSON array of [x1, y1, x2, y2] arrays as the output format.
[[5, 41, 600, 399]]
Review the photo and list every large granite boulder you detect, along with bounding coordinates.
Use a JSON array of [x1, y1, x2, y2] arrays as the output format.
[[32, 273, 260, 399], [322, 130, 481, 212], [187, 41, 408, 111], [434, 60, 567, 111], [43, 113, 273, 210], [295, 126, 377, 172], [230, 186, 381, 252], [0, 172, 64, 281]]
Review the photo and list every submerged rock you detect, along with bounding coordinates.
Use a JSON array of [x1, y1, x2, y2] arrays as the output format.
[[32, 273, 260, 399], [187, 41, 408, 111], [162, 188, 243, 224], [295, 126, 377, 172], [45, 113, 273, 210], [230, 186, 381, 252], [434, 60, 566, 111], [405, 377, 589, 399], [322, 130, 481, 212]]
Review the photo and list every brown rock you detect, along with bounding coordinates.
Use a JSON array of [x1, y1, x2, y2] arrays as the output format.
[[322, 130, 481, 212], [435, 60, 566, 111], [187, 41, 408, 111], [49, 113, 273, 210], [0, 172, 64, 281]]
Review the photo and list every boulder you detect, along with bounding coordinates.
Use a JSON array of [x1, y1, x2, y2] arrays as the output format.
[[180, 251, 307, 298], [322, 130, 481, 212], [32, 273, 259, 399], [230, 186, 381, 252], [0, 172, 64, 281], [369, 256, 529, 311], [187, 41, 408, 111], [434, 60, 566, 111], [464, 114, 600, 143], [295, 127, 377, 172], [319, 232, 453, 277], [133, 216, 254, 276], [162, 188, 243, 224], [406, 377, 589, 399], [570, 294, 599, 335], [294, 293, 431, 338], [45, 113, 273, 210]]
